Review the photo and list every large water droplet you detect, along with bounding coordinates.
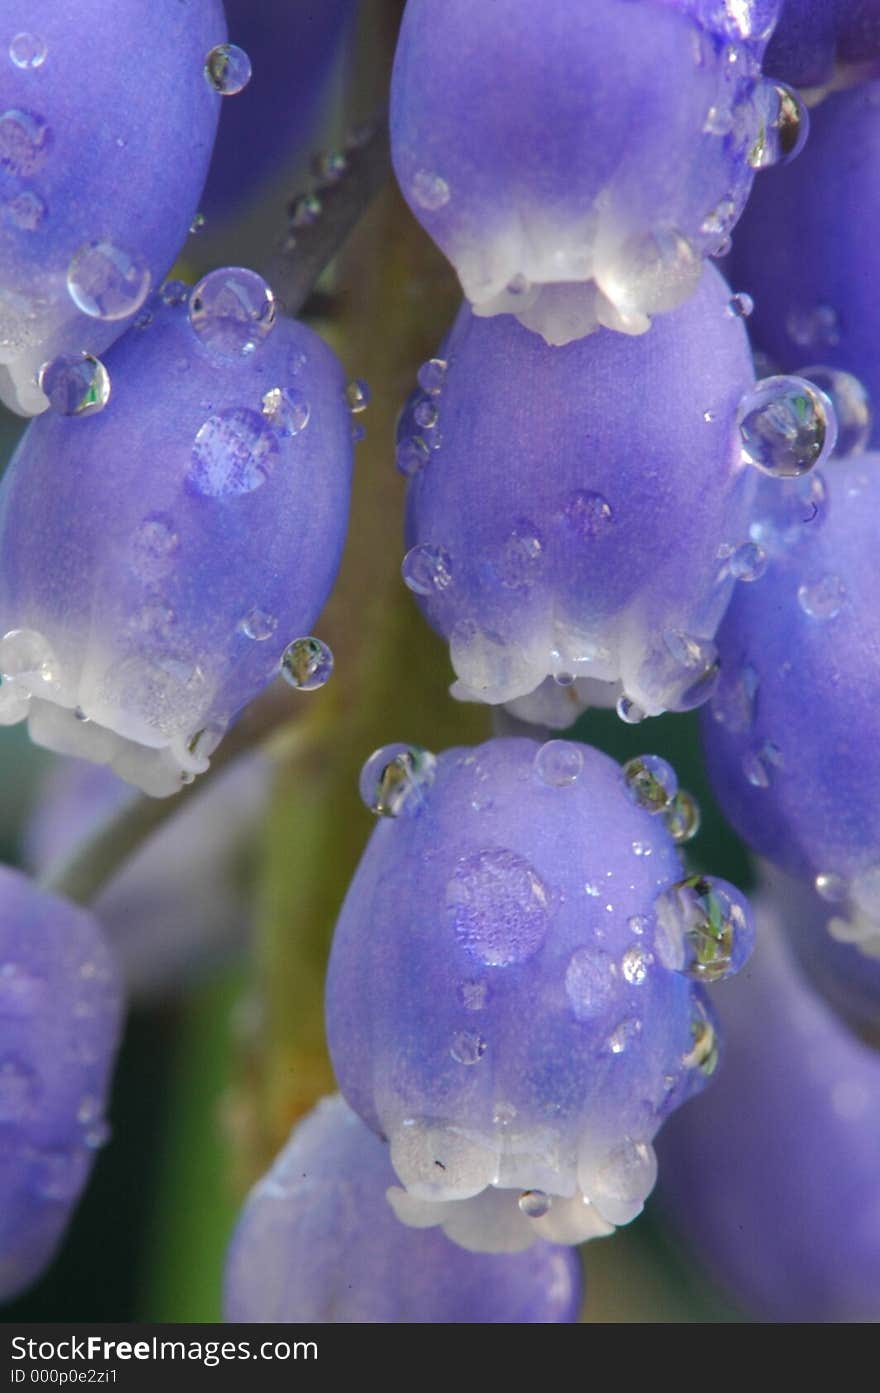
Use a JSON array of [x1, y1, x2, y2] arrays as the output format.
[[280, 637, 334, 691], [737, 375, 837, 477], [401, 544, 452, 596], [189, 268, 276, 356], [204, 43, 252, 95], [67, 241, 151, 320], [448, 848, 551, 967], [655, 875, 754, 982], [622, 755, 678, 813], [534, 740, 583, 787], [188, 408, 279, 496], [359, 743, 436, 817], [39, 353, 110, 416], [9, 33, 47, 68], [797, 366, 872, 459], [0, 109, 51, 174]]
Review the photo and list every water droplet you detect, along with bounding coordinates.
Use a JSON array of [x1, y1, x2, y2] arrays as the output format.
[[0, 109, 51, 174], [289, 192, 322, 227], [39, 352, 110, 416], [683, 997, 719, 1075], [712, 662, 758, 733], [160, 278, 188, 308], [261, 386, 309, 436], [519, 1190, 552, 1219], [0, 1054, 38, 1120], [815, 871, 847, 904], [534, 740, 583, 787], [188, 408, 278, 496], [632, 841, 652, 858], [0, 629, 56, 685], [402, 543, 452, 596], [189, 268, 276, 356], [450, 1030, 487, 1065], [238, 607, 277, 641], [280, 636, 334, 691], [728, 541, 767, 582], [607, 1018, 641, 1054], [616, 695, 646, 725], [493, 1101, 517, 1127], [204, 42, 252, 95], [396, 435, 430, 477], [621, 945, 652, 985], [655, 875, 754, 982], [412, 169, 450, 210], [749, 81, 808, 168], [458, 980, 489, 1011], [798, 573, 845, 621], [498, 524, 543, 588], [622, 755, 678, 813], [9, 33, 47, 68], [726, 292, 754, 319], [413, 398, 438, 432], [417, 358, 448, 395], [564, 490, 613, 539], [663, 789, 701, 844], [359, 743, 436, 817], [797, 366, 872, 459], [737, 375, 837, 477], [628, 915, 650, 936], [345, 379, 370, 413], [565, 947, 617, 1020], [67, 241, 151, 321], [448, 848, 551, 967], [131, 513, 178, 582], [3, 187, 46, 231]]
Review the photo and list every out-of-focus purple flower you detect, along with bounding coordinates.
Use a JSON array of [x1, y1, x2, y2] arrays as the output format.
[[729, 82, 880, 444], [199, 0, 357, 223], [0, 281, 352, 796], [391, 0, 794, 345], [0, 0, 227, 415], [656, 893, 880, 1322], [223, 1095, 583, 1323], [701, 454, 880, 957], [23, 753, 270, 1001], [326, 737, 753, 1253], [400, 266, 758, 725], [0, 866, 122, 1303]]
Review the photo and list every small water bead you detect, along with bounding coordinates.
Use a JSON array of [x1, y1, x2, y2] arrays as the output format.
[[396, 435, 429, 477], [737, 376, 837, 477], [447, 848, 551, 967], [417, 358, 447, 396], [3, 188, 46, 231], [518, 1190, 552, 1219], [359, 743, 437, 817], [131, 513, 178, 582], [815, 871, 848, 904], [797, 366, 872, 459], [655, 875, 754, 983], [261, 386, 310, 436], [564, 489, 613, 540], [401, 543, 452, 596], [160, 279, 189, 308], [621, 945, 652, 986], [564, 947, 617, 1020], [498, 526, 543, 588], [0, 109, 51, 174], [239, 608, 277, 641], [189, 269, 276, 357], [312, 149, 348, 185], [39, 353, 110, 417], [289, 193, 322, 228], [749, 81, 808, 169], [9, 33, 47, 69], [450, 1030, 487, 1066], [616, 695, 646, 725], [413, 398, 438, 431], [189, 212, 206, 235], [280, 636, 334, 692], [189, 409, 279, 496], [663, 789, 701, 844], [204, 43, 252, 95], [797, 573, 845, 621], [411, 169, 450, 210], [345, 380, 370, 414], [726, 292, 754, 319], [66, 241, 151, 321], [622, 755, 678, 813], [728, 541, 767, 582], [534, 740, 583, 787]]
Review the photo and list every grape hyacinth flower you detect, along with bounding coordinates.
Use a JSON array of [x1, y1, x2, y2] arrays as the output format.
[[326, 737, 754, 1253], [401, 266, 768, 725], [390, 0, 797, 345], [702, 454, 880, 956], [0, 275, 353, 796], [0, 866, 122, 1303], [0, 0, 228, 415], [224, 1095, 582, 1323], [657, 896, 880, 1322], [24, 754, 270, 1001], [729, 82, 880, 445]]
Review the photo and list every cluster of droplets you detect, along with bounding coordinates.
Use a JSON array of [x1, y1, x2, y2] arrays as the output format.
[[396, 356, 447, 478]]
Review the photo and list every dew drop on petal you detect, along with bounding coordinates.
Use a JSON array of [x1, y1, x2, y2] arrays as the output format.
[[204, 43, 252, 95], [0, 629, 57, 684], [621, 945, 653, 985], [655, 875, 754, 982], [797, 574, 845, 621], [0, 109, 51, 175], [239, 608, 277, 641], [749, 80, 808, 168], [417, 358, 447, 395], [401, 544, 453, 596], [3, 187, 46, 231], [616, 695, 646, 725], [663, 789, 701, 844], [519, 1190, 552, 1219], [261, 386, 310, 436], [67, 241, 151, 320], [189, 268, 276, 356], [683, 997, 719, 1076], [280, 637, 334, 691], [450, 1030, 487, 1066], [729, 541, 767, 582], [737, 375, 837, 477], [9, 33, 47, 69], [726, 292, 754, 319], [188, 408, 279, 496], [396, 435, 430, 477], [564, 489, 613, 539], [39, 353, 110, 416], [534, 740, 583, 787], [359, 743, 436, 817], [448, 848, 551, 967], [345, 379, 370, 413], [797, 366, 872, 459], [411, 169, 450, 210], [622, 755, 678, 813]]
